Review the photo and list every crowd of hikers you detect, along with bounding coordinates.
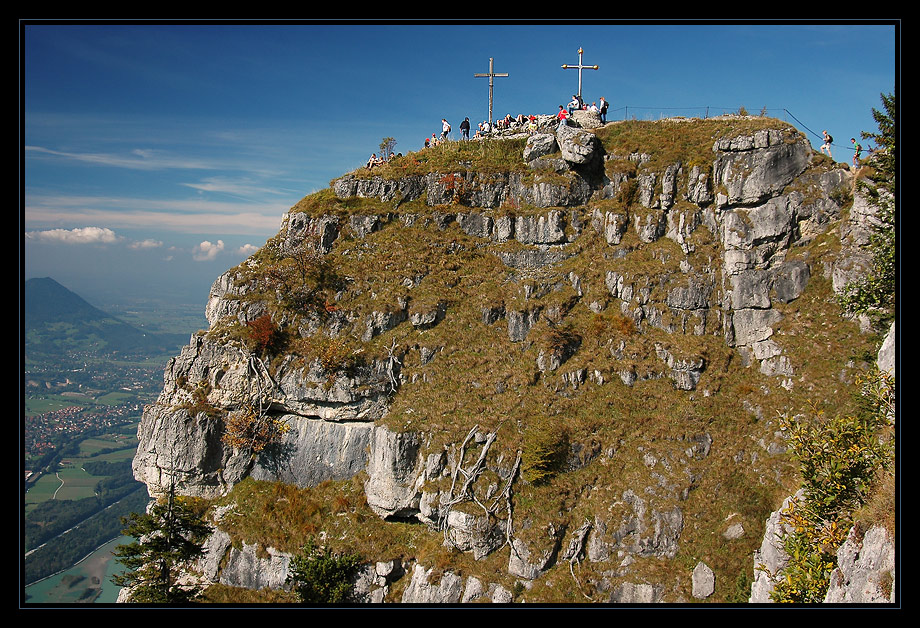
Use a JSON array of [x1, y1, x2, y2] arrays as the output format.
[[420, 108, 573, 149], [363, 93, 619, 168], [369, 95, 870, 173]]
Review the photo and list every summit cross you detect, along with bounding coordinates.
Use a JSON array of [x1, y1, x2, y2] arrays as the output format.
[[561, 47, 598, 101], [474, 57, 509, 125]]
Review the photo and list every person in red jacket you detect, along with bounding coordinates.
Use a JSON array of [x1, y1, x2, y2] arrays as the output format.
[[557, 105, 568, 130]]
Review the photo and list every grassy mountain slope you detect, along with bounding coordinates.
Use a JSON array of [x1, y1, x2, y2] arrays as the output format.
[[179, 117, 883, 603], [24, 277, 187, 356]]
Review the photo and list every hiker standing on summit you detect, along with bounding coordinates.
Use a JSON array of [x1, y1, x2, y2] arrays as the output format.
[[820, 130, 833, 158], [460, 117, 470, 140]]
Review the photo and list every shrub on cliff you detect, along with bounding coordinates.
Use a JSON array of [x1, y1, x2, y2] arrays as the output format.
[[287, 537, 362, 604], [245, 314, 284, 356], [766, 369, 893, 603]]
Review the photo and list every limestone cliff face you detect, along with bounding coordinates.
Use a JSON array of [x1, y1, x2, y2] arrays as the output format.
[[132, 116, 884, 603]]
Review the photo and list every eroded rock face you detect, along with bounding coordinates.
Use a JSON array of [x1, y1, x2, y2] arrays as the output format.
[[134, 404, 247, 499], [749, 491, 801, 603], [824, 524, 896, 603], [248, 417, 372, 487], [587, 490, 684, 562], [133, 330, 395, 499], [713, 131, 811, 207], [363, 426, 424, 519], [401, 564, 464, 604], [132, 121, 873, 602], [508, 526, 563, 580], [219, 542, 292, 592]]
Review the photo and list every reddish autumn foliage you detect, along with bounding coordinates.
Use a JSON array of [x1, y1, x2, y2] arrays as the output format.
[[246, 314, 283, 355]]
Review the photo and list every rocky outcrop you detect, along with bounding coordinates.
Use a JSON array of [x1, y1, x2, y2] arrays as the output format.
[[364, 426, 425, 519], [219, 542, 292, 591], [609, 582, 663, 604], [749, 304, 896, 604], [749, 491, 800, 603], [130, 117, 880, 604], [824, 524, 896, 603], [133, 332, 395, 499], [401, 564, 464, 603], [587, 490, 684, 562], [692, 562, 715, 599], [713, 130, 810, 207], [750, 499, 897, 605]]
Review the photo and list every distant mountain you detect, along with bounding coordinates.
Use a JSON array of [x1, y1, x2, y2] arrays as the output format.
[[24, 277, 187, 356]]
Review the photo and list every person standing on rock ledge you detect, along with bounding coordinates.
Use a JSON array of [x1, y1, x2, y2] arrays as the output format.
[[851, 137, 862, 166], [599, 97, 608, 123], [460, 117, 471, 140], [557, 105, 568, 130], [441, 118, 451, 141], [821, 130, 833, 158]]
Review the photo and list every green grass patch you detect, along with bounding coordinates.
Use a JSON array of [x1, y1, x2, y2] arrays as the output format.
[[596, 116, 801, 172]]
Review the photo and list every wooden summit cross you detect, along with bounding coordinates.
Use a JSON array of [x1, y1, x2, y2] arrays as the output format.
[[474, 57, 509, 125], [561, 47, 598, 102]]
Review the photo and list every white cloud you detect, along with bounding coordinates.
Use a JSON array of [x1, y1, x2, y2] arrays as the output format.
[[25, 193, 286, 236], [193, 240, 225, 261], [25, 145, 215, 171], [24, 226, 119, 244], [182, 177, 289, 201], [237, 243, 259, 256], [128, 238, 163, 250]]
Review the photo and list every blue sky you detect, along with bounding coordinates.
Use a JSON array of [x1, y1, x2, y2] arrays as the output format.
[[22, 21, 898, 309]]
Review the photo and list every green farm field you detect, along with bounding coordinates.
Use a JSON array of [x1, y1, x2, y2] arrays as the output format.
[[25, 426, 139, 513], [76, 434, 137, 457], [24, 396, 86, 416]]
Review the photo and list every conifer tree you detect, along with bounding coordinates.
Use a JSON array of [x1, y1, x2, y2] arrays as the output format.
[[839, 91, 897, 321], [111, 480, 212, 604]]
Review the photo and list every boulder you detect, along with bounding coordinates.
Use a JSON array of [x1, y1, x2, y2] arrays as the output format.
[[569, 109, 603, 129], [692, 561, 715, 599], [523, 133, 558, 162], [555, 124, 601, 165]]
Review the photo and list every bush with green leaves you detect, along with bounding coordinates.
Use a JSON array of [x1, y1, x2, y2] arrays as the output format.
[[766, 370, 893, 603], [286, 538, 362, 604]]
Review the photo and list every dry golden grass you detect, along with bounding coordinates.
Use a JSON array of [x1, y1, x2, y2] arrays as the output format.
[[196, 114, 888, 603]]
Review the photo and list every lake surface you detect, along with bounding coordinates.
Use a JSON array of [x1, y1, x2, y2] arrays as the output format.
[[24, 536, 128, 605]]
